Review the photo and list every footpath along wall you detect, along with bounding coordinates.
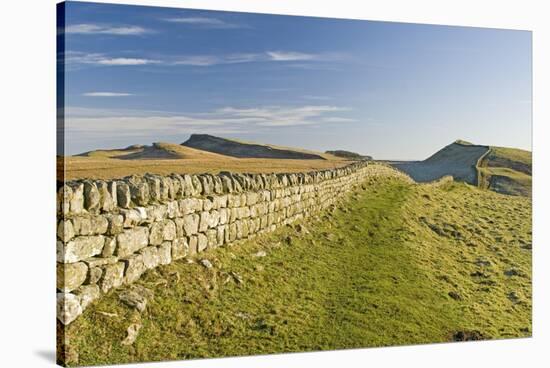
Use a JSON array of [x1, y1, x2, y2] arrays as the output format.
[[56, 162, 401, 324]]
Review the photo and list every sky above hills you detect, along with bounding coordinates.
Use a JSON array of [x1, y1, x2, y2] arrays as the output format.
[[60, 1, 532, 159]]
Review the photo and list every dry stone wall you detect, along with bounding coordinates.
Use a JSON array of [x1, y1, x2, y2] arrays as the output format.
[[56, 162, 397, 325]]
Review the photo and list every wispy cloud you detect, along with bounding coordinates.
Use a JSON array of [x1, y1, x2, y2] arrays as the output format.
[[302, 95, 332, 101], [64, 51, 160, 66], [64, 50, 344, 68], [83, 92, 134, 97], [65, 24, 152, 35], [161, 16, 243, 29], [65, 105, 355, 138]]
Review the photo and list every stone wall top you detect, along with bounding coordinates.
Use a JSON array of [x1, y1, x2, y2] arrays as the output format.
[[58, 161, 370, 216]]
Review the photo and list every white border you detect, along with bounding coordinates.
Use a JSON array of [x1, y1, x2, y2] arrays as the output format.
[[0, 1, 548, 367]]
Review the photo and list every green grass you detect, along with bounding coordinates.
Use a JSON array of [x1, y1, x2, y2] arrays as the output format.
[[478, 146, 532, 196], [60, 175, 532, 366]]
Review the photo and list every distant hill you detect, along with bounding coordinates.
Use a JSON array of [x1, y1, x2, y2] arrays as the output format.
[[390, 141, 489, 184], [76, 142, 230, 160], [325, 150, 372, 160], [388, 140, 531, 196], [182, 134, 331, 160]]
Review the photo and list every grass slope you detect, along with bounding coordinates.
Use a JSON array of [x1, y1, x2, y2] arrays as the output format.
[[478, 146, 532, 196], [59, 172, 531, 366]]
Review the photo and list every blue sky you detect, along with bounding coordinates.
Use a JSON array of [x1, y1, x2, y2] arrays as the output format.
[[61, 1, 532, 159]]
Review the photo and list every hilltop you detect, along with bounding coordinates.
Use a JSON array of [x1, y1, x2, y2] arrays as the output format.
[[182, 134, 335, 160], [389, 140, 531, 196], [77, 142, 231, 160], [325, 150, 372, 160]]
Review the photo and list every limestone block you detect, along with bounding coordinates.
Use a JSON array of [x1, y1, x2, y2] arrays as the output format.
[[90, 215, 109, 234], [188, 235, 198, 256], [145, 175, 161, 201], [97, 181, 115, 212], [74, 284, 100, 310], [57, 293, 82, 325], [139, 246, 160, 270], [101, 236, 116, 257], [197, 233, 208, 252], [129, 179, 150, 206], [182, 214, 200, 235], [218, 208, 229, 225], [172, 237, 188, 260], [60, 185, 72, 215], [57, 219, 75, 242], [179, 198, 202, 215], [116, 182, 131, 208], [246, 192, 259, 206], [70, 183, 84, 214], [99, 262, 125, 293], [57, 262, 88, 292], [58, 235, 105, 263], [86, 267, 103, 285], [116, 227, 149, 257], [83, 181, 101, 213], [158, 242, 172, 265], [228, 222, 237, 242], [199, 211, 210, 232], [149, 221, 164, 246], [72, 216, 92, 236], [122, 254, 146, 284], [162, 220, 176, 241], [106, 214, 124, 235], [166, 201, 179, 219], [146, 204, 167, 222], [206, 229, 217, 248], [216, 225, 226, 246]]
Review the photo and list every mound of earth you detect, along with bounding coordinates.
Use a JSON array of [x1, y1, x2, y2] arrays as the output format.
[[325, 150, 372, 160], [390, 141, 489, 184], [76, 142, 230, 161], [182, 134, 327, 160]]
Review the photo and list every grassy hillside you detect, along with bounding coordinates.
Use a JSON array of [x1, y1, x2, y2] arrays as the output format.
[[182, 134, 339, 160], [478, 146, 532, 197], [389, 141, 489, 184], [59, 169, 531, 366]]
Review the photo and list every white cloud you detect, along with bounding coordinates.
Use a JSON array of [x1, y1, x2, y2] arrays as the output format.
[[267, 51, 316, 61], [65, 105, 354, 137], [83, 92, 134, 97], [64, 50, 346, 68], [66, 24, 151, 35], [64, 52, 159, 66], [161, 17, 242, 29]]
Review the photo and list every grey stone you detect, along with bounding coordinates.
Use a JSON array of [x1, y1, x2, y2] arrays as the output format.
[[58, 235, 105, 263], [182, 214, 200, 235], [107, 214, 124, 235], [178, 198, 202, 215], [119, 289, 148, 312], [86, 267, 103, 285], [70, 184, 84, 214], [162, 220, 176, 241], [83, 182, 101, 212], [149, 221, 164, 245], [74, 284, 100, 310], [101, 236, 116, 257], [206, 229, 217, 248], [99, 262, 125, 293], [84, 256, 118, 268], [197, 233, 208, 252], [57, 219, 75, 242], [122, 254, 146, 284], [90, 215, 108, 234], [97, 181, 115, 212], [57, 293, 82, 325], [72, 216, 92, 236], [60, 185, 72, 215], [116, 227, 149, 257], [129, 180, 150, 206], [57, 262, 88, 292], [199, 211, 210, 232], [116, 182, 131, 208], [121, 322, 142, 346], [200, 259, 213, 269], [166, 201, 179, 218], [139, 246, 160, 269], [188, 236, 198, 256], [172, 237, 188, 260], [158, 242, 172, 265]]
